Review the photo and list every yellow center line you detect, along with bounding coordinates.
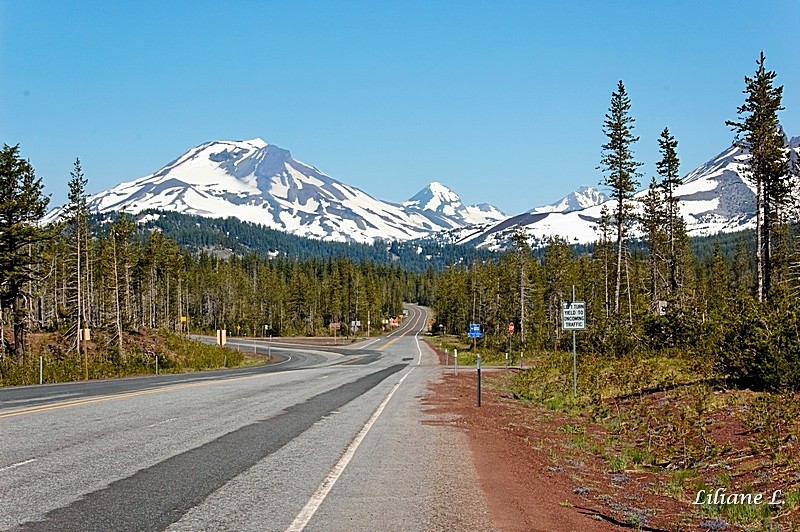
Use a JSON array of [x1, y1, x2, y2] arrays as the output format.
[[1, 307, 428, 420], [0, 370, 287, 420], [380, 335, 403, 350], [376, 311, 424, 352]]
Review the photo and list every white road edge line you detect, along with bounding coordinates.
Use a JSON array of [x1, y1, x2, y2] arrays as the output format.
[[0, 458, 37, 473], [286, 368, 415, 532], [146, 417, 179, 428], [415, 307, 427, 366], [3, 393, 82, 405]]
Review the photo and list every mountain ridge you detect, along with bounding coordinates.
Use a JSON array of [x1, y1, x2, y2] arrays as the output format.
[[457, 138, 799, 250], [45, 136, 799, 249], [51, 138, 506, 244]]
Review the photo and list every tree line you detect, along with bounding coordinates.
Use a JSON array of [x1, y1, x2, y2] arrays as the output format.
[[119, 209, 497, 273]]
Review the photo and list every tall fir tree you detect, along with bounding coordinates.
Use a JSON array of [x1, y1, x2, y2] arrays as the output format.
[[0, 145, 50, 360], [655, 128, 684, 295], [789, 150, 800, 296], [599, 80, 642, 318], [511, 230, 531, 348], [597, 205, 612, 320], [63, 158, 90, 370], [640, 177, 666, 313], [727, 52, 789, 302]]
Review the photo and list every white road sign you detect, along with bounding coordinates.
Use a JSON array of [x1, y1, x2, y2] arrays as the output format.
[[562, 301, 586, 330]]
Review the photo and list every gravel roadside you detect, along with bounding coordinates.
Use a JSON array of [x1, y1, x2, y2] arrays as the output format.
[[424, 368, 623, 532]]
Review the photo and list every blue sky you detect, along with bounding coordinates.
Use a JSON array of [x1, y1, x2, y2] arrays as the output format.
[[1, 1, 797, 216]]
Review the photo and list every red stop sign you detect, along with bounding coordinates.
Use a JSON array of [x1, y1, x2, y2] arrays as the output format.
[[508, 322, 515, 334]]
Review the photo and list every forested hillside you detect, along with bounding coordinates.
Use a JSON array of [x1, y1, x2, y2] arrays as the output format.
[[117, 210, 496, 272]]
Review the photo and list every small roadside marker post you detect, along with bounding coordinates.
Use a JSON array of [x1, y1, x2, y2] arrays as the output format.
[[476, 354, 482, 407], [445, 348, 448, 366], [454, 349, 458, 375], [505, 352, 509, 369], [39, 356, 43, 385]]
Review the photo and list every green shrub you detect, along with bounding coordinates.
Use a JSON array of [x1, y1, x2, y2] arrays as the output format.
[[642, 308, 708, 351], [716, 298, 800, 391]]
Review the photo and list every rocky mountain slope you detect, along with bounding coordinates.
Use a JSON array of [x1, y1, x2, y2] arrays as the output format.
[[46, 139, 506, 244], [458, 138, 799, 250]]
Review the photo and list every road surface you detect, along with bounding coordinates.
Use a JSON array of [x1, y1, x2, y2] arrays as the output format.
[[0, 305, 493, 531]]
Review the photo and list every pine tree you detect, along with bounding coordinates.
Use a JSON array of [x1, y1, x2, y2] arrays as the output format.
[[543, 237, 574, 348], [599, 80, 642, 318], [63, 158, 90, 374], [727, 52, 789, 302], [732, 235, 755, 296], [112, 214, 136, 328], [597, 205, 612, 320], [707, 242, 733, 319], [512, 230, 531, 348], [789, 152, 800, 297], [0, 145, 50, 360], [640, 177, 666, 313], [656, 128, 683, 295]]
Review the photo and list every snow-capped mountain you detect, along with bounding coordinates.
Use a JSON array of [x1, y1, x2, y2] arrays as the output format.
[[531, 186, 608, 214], [461, 138, 799, 250], [46, 139, 505, 244], [45, 135, 798, 249], [402, 182, 506, 227]]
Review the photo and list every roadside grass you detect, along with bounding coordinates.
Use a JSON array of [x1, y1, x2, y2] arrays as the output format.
[[694, 487, 800, 530], [432, 335, 514, 367], [0, 330, 259, 386], [428, 335, 800, 529]]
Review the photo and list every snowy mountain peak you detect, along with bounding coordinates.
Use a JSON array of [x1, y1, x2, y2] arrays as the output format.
[[532, 185, 608, 214], [404, 182, 463, 214], [50, 133, 795, 250], [45, 138, 506, 244], [459, 136, 799, 251], [244, 137, 268, 148], [403, 182, 506, 227], [427, 181, 461, 200]]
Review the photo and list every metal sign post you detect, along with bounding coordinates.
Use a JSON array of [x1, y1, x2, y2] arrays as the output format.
[[562, 286, 586, 397], [572, 330, 576, 396], [476, 354, 482, 407]]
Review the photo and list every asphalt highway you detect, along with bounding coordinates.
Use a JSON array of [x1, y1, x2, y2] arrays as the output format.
[[0, 305, 493, 531]]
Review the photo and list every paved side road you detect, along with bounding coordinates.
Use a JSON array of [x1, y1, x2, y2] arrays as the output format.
[[0, 305, 494, 531]]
